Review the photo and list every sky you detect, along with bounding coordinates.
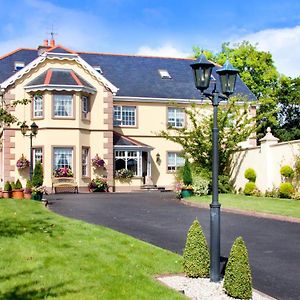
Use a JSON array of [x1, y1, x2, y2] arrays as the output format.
[[0, 0, 300, 77]]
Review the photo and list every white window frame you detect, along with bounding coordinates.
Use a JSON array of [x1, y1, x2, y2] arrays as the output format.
[[33, 95, 43, 118], [114, 150, 141, 176], [81, 96, 89, 119], [33, 147, 43, 169], [53, 94, 73, 118], [53, 147, 73, 171], [82, 147, 89, 177], [168, 107, 185, 128], [14, 61, 25, 71], [113, 106, 136, 126], [167, 152, 185, 172]]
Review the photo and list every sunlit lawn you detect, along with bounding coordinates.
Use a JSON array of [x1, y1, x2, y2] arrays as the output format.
[[187, 194, 300, 218], [0, 199, 184, 300]]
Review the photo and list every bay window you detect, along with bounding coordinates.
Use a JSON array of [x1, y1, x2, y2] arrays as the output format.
[[53, 94, 73, 117], [53, 147, 73, 170]]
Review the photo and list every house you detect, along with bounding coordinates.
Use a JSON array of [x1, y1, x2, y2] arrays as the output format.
[[0, 39, 256, 192]]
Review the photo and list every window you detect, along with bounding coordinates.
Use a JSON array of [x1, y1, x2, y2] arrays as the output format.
[[81, 96, 90, 119], [14, 61, 25, 71], [33, 147, 43, 168], [53, 94, 73, 117], [93, 66, 103, 74], [82, 147, 89, 177], [113, 106, 136, 126], [158, 69, 172, 79], [167, 152, 184, 171], [168, 107, 185, 128], [115, 150, 139, 175], [33, 95, 43, 118], [53, 147, 73, 170]]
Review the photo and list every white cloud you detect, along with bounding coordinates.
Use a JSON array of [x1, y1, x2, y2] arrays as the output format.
[[136, 43, 191, 58], [236, 25, 300, 78]]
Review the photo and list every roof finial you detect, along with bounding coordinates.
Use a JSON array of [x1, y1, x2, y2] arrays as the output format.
[[47, 24, 57, 47]]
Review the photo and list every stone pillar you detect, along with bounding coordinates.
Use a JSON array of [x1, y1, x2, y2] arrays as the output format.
[[259, 127, 279, 191]]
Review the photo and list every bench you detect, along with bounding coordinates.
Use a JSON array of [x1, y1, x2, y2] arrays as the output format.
[[52, 177, 78, 194]]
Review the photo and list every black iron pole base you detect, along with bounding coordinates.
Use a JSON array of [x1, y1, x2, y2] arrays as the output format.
[[210, 203, 221, 282]]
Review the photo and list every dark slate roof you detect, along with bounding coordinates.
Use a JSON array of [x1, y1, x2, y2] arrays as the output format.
[[0, 47, 256, 101], [113, 132, 151, 147], [26, 68, 95, 89]]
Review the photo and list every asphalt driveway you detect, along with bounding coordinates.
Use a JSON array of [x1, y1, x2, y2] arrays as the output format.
[[47, 192, 300, 300]]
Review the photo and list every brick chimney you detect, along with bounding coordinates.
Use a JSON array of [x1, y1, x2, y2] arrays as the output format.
[[50, 38, 56, 47], [37, 39, 51, 55]]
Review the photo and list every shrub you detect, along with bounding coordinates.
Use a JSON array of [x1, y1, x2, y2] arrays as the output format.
[[15, 179, 23, 189], [88, 177, 109, 192], [279, 182, 294, 199], [280, 165, 294, 181], [264, 188, 279, 198], [32, 161, 44, 187], [4, 181, 12, 191], [24, 180, 32, 193], [292, 191, 300, 200], [183, 159, 193, 186], [115, 168, 134, 179], [244, 182, 256, 196], [218, 174, 234, 194], [183, 219, 210, 278], [244, 168, 256, 182], [192, 175, 209, 196], [224, 236, 252, 299]]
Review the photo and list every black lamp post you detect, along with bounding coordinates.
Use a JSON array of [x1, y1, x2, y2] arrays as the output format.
[[20, 122, 39, 180], [191, 54, 239, 282]]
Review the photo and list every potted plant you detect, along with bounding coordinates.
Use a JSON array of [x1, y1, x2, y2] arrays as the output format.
[[3, 181, 12, 198], [88, 176, 109, 192], [24, 180, 32, 199], [32, 161, 44, 186], [12, 179, 24, 199], [31, 186, 48, 201], [181, 159, 193, 198], [16, 154, 30, 170], [92, 154, 105, 168], [53, 166, 73, 177]]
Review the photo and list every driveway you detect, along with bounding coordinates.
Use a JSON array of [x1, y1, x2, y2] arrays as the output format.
[[47, 192, 300, 300]]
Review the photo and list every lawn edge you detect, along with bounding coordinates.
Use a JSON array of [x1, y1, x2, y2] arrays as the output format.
[[181, 199, 300, 223]]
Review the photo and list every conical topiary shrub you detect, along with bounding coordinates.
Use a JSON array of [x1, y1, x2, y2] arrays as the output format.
[[224, 236, 252, 299], [32, 161, 43, 187], [182, 159, 193, 186], [183, 219, 210, 278]]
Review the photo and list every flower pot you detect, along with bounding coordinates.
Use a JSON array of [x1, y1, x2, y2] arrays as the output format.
[[12, 189, 24, 199], [31, 192, 43, 201], [2, 191, 12, 198], [24, 193, 32, 200], [181, 189, 193, 198], [0, 190, 3, 198]]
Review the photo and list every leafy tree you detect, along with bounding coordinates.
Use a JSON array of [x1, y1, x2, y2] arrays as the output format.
[[159, 97, 256, 176], [193, 42, 280, 140], [182, 159, 192, 186], [274, 76, 300, 141]]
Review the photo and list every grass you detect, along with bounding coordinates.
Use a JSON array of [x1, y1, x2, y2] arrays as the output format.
[[187, 194, 300, 218], [0, 199, 184, 300]]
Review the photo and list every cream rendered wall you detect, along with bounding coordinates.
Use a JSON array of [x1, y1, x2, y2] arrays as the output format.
[[6, 57, 112, 190]]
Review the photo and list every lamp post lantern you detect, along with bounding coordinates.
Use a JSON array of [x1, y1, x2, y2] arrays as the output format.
[[20, 122, 39, 180], [191, 55, 239, 282]]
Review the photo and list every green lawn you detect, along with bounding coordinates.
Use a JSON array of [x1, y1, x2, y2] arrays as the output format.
[[0, 200, 184, 300], [187, 194, 300, 218]]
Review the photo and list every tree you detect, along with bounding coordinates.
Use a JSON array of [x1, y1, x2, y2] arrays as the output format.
[[274, 76, 300, 141], [193, 42, 280, 140], [159, 97, 256, 176]]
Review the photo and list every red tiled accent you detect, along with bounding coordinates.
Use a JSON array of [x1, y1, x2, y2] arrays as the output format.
[[46, 44, 77, 54], [70, 71, 83, 86], [44, 69, 53, 84]]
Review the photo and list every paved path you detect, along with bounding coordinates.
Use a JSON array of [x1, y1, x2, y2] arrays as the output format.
[[47, 192, 300, 300]]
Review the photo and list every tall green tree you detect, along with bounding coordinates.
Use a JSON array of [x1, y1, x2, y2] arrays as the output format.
[[193, 42, 280, 139], [159, 97, 256, 176], [274, 76, 300, 141]]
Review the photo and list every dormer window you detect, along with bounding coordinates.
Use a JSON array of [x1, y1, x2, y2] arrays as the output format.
[[158, 69, 172, 79], [14, 61, 25, 71], [93, 66, 103, 74]]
